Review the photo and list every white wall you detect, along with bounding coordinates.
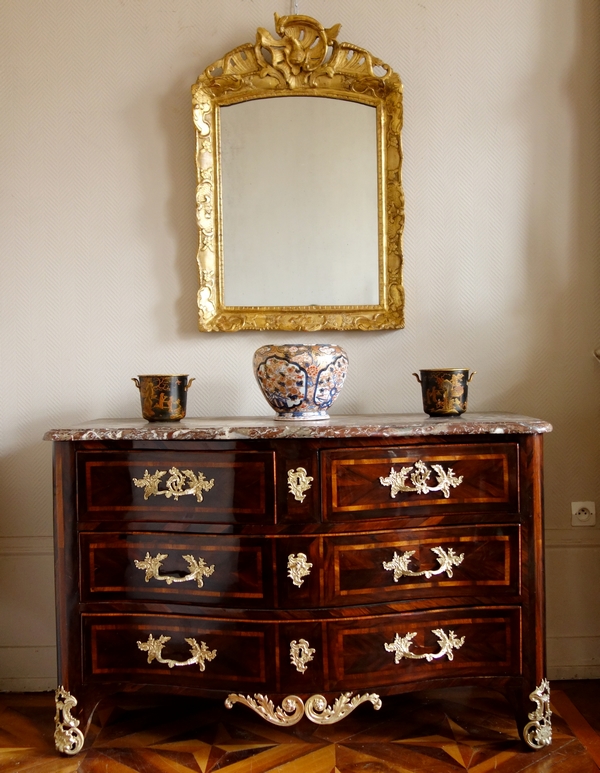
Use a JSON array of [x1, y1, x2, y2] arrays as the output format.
[[0, 0, 599, 690]]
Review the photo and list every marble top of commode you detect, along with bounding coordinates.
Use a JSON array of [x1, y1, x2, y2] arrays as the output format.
[[44, 413, 552, 441]]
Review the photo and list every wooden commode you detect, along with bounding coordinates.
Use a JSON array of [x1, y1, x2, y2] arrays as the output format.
[[45, 413, 553, 755]]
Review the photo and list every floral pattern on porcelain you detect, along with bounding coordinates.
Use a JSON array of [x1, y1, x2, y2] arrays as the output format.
[[253, 344, 349, 420]]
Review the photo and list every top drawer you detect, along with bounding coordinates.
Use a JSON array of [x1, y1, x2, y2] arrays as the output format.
[[77, 449, 275, 524], [322, 443, 519, 521]]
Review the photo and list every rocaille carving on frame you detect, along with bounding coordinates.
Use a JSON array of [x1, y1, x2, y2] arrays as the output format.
[[191, 14, 404, 331]]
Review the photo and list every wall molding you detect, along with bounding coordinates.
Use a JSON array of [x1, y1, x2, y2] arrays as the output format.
[[545, 529, 600, 548], [547, 634, 600, 681], [548, 665, 600, 680], [0, 536, 53, 556], [0, 645, 56, 692]]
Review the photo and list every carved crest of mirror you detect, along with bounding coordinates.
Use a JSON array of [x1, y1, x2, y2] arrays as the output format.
[[192, 14, 404, 332]]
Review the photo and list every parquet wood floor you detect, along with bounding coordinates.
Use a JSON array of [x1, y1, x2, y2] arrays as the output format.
[[0, 683, 597, 772]]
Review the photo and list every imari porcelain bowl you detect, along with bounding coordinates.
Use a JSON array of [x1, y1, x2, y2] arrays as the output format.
[[253, 344, 349, 420]]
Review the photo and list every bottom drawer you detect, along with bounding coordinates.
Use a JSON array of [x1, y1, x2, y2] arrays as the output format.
[[326, 606, 522, 691], [82, 606, 521, 694]]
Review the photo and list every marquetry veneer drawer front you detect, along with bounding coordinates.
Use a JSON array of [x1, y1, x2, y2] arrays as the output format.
[[82, 606, 521, 694], [322, 443, 519, 521], [83, 614, 278, 692], [77, 450, 275, 524], [327, 606, 522, 691], [322, 524, 521, 606], [81, 525, 520, 609], [80, 533, 273, 606]]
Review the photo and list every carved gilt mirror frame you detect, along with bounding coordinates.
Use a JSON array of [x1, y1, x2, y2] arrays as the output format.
[[192, 14, 404, 332]]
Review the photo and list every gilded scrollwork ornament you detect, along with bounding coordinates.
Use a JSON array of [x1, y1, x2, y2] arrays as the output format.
[[523, 679, 552, 749], [54, 686, 85, 756], [287, 552, 313, 587], [304, 692, 382, 724], [225, 691, 381, 726], [289, 638, 315, 673], [134, 552, 215, 588], [380, 460, 463, 499], [133, 467, 215, 503], [199, 226, 215, 253], [383, 546, 464, 582], [137, 634, 217, 671], [193, 98, 211, 136], [287, 467, 313, 502], [192, 13, 404, 332], [225, 693, 305, 726], [385, 628, 465, 664]]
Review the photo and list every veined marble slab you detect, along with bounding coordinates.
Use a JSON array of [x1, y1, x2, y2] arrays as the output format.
[[44, 413, 552, 441]]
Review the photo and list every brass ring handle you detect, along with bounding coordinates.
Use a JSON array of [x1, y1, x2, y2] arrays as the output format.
[[132, 467, 215, 502], [384, 628, 465, 663], [383, 545, 464, 581], [134, 552, 215, 588], [379, 460, 463, 499], [137, 634, 217, 671]]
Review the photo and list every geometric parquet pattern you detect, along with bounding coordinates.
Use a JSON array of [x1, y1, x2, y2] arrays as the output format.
[[0, 686, 598, 772]]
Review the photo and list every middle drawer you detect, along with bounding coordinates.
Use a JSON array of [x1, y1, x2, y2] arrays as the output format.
[[81, 524, 520, 609]]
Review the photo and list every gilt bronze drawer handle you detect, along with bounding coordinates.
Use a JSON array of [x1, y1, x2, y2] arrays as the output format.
[[137, 633, 217, 671], [134, 552, 215, 588], [380, 460, 463, 499], [133, 467, 215, 502], [384, 628, 465, 663], [287, 552, 313, 587], [290, 638, 315, 673], [225, 691, 381, 726], [383, 546, 464, 581], [287, 467, 313, 502]]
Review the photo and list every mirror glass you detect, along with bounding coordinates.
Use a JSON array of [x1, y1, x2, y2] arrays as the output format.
[[192, 13, 404, 331], [221, 97, 379, 307]]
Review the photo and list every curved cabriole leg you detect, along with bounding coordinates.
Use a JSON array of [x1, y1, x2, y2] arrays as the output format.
[[54, 686, 85, 755], [523, 679, 552, 749]]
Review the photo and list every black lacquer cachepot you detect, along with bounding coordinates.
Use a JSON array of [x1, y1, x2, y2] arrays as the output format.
[[132, 374, 195, 421], [413, 368, 476, 417]]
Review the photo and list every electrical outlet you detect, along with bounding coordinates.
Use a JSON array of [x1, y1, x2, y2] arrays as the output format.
[[571, 501, 596, 526]]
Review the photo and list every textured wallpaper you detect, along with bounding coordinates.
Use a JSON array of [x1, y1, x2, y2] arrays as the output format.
[[0, 0, 599, 686]]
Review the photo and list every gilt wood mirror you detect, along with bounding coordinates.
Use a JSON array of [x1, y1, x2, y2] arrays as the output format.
[[192, 14, 404, 332]]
